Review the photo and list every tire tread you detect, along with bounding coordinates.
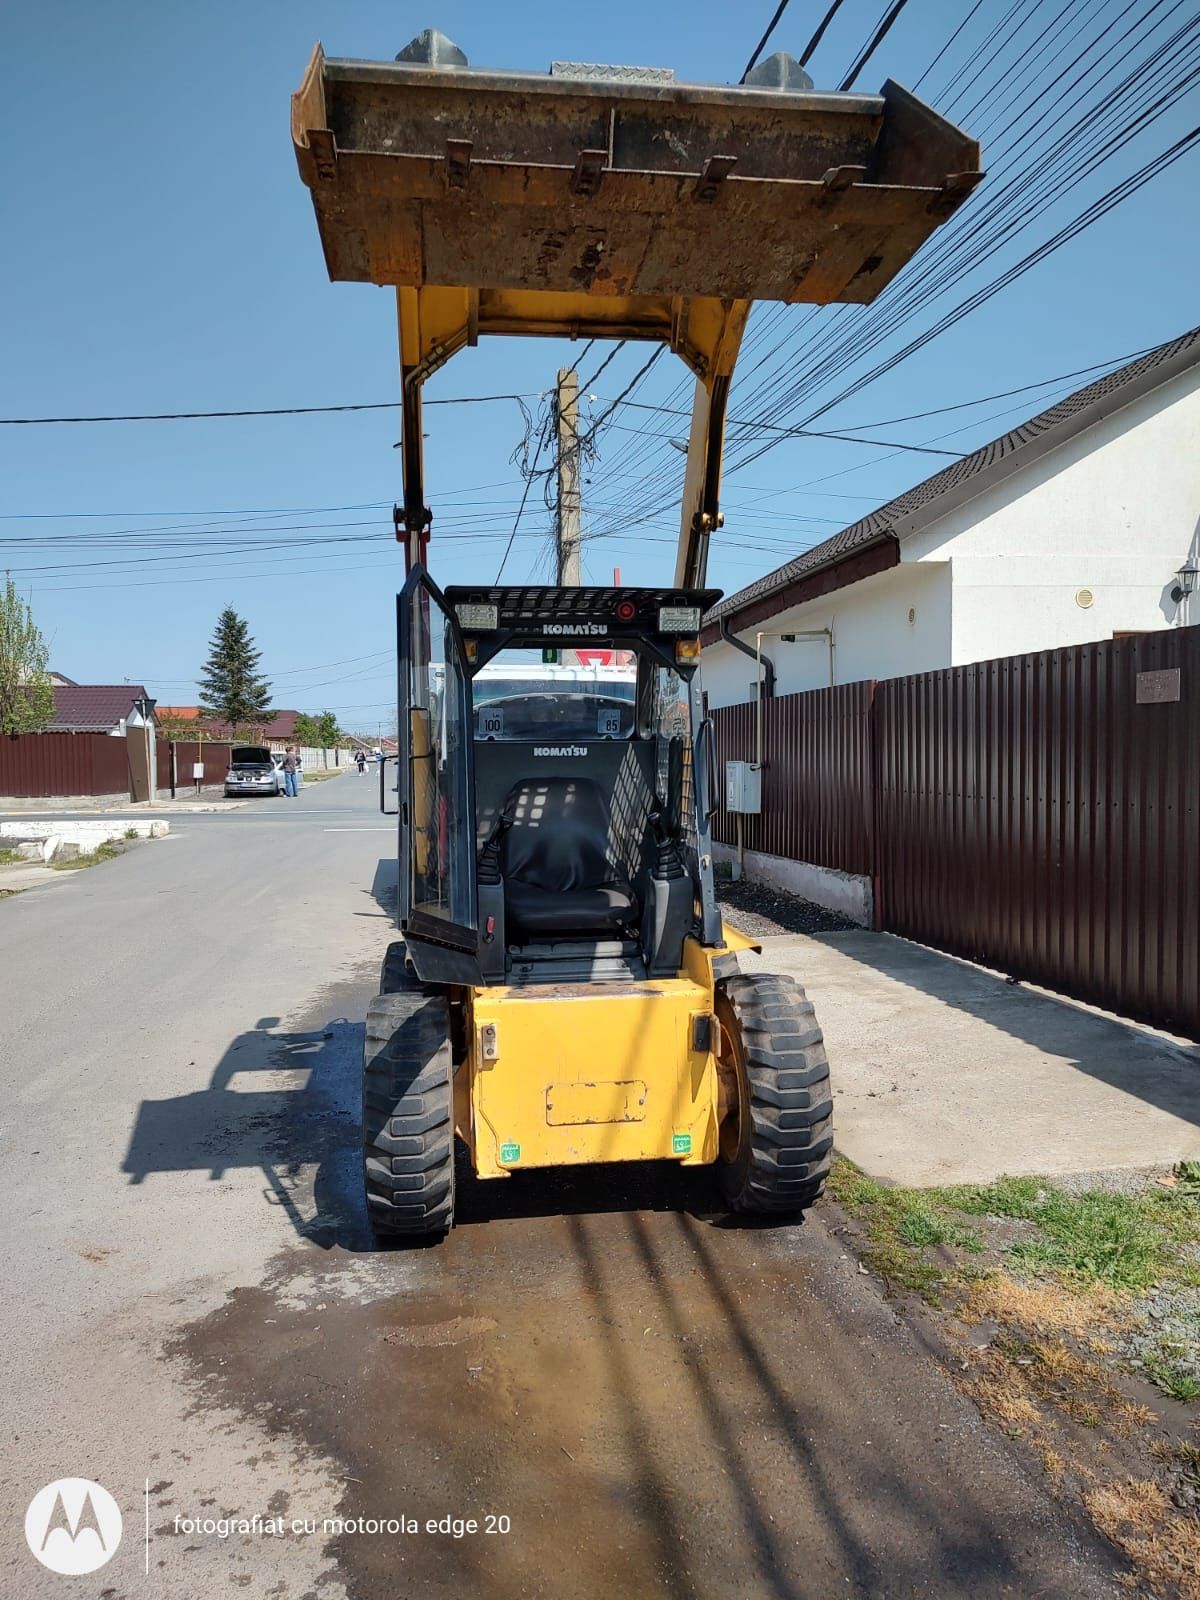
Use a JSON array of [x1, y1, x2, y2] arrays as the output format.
[[718, 972, 833, 1217], [363, 981, 455, 1239]]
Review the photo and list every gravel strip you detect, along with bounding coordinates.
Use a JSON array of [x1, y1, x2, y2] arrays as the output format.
[[717, 874, 859, 937]]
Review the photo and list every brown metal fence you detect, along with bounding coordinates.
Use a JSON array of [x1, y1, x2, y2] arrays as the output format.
[[711, 682, 875, 877], [876, 629, 1199, 1038], [710, 628, 1199, 1038], [157, 741, 237, 790], [0, 732, 132, 798]]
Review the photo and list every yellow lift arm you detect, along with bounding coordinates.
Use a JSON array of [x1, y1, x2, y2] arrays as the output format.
[[292, 36, 981, 585]]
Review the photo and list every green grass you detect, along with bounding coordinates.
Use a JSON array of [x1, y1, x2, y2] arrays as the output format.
[[828, 1163, 984, 1300], [933, 1178, 1200, 1293], [935, 1175, 1046, 1220], [0, 848, 23, 865], [832, 1158, 1200, 1326], [1141, 1343, 1200, 1403], [832, 1159, 1200, 1405], [49, 841, 124, 872]]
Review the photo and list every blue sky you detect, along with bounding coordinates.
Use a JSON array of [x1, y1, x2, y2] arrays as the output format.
[[2, 0, 1197, 733]]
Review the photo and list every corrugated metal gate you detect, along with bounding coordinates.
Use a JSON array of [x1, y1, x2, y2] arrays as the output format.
[[875, 629, 1199, 1037], [710, 683, 874, 877], [711, 628, 1199, 1038], [0, 732, 132, 798]]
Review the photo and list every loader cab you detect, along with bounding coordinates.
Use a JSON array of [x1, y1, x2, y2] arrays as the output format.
[[395, 568, 722, 990]]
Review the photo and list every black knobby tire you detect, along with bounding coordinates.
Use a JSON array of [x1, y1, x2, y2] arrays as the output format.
[[715, 971, 833, 1216], [380, 940, 414, 996], [363, 968, 455, 1240]]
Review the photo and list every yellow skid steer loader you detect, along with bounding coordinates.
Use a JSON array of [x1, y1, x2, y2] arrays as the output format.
[[292, 30, 981, 1238]]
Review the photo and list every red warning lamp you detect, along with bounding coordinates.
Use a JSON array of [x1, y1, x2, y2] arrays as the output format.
[[615, 598, 637, 622]]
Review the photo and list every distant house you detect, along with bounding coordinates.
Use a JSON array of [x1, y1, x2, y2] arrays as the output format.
[[45, 684, 155, 736], [702, 325, 1200, 706], [156, 707, 301, 752]]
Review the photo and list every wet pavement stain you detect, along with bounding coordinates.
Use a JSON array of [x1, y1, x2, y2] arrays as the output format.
[[171, 1190, 1124, 1600], [159, 972, 1124, 1600]]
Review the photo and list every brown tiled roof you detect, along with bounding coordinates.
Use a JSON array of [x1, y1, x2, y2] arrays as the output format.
[[707, 323, 1200, 627], [46, 684, 149, 732], [158, 707, 300, 739]]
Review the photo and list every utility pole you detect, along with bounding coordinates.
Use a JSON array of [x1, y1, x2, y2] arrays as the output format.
[[555, 367, 581, 586]]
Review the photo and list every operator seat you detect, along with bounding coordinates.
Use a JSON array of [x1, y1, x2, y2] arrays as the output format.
[[500, 776, 639, 940]]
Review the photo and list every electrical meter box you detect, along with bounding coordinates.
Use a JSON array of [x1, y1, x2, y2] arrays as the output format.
[[725, 760, 761, 814]]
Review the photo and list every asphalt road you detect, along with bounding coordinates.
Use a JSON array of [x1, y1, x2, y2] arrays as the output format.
[[0, 773, 1125, 1599]]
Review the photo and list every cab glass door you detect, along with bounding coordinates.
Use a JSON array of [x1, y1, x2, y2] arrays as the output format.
[[398, 567, 478, 951]]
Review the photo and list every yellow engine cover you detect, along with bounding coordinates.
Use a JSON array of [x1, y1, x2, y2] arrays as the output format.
[[465, 978, 718, 1176]]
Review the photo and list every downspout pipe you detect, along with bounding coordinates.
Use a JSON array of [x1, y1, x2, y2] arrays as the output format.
[[718, 618, 775, 699]]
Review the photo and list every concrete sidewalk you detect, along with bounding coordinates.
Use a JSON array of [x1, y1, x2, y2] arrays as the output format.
[[0, 864, 69, 893], [740, 930, 1200, 1187]]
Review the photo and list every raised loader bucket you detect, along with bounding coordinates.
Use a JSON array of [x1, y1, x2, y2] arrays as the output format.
[[291, 34, 981, 579], [292, 41, 980, 321]]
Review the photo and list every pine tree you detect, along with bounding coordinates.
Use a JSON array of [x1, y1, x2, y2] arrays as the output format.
[[198, 607, 272, 733], [0, 574, 54, 735]]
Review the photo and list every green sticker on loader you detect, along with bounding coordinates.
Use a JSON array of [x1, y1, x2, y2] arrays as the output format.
[[672, 1133, 692, 1156], [500, 1141, 521, 1164]]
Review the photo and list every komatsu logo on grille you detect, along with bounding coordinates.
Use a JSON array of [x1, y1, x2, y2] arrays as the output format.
[[543, 623, 608, 635], [534, 745, 589, 757]]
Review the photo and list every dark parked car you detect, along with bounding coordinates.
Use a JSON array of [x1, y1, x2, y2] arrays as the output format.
[[224, 746, 283, 798]]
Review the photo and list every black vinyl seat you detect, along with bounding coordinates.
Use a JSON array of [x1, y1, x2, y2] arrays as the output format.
[[500, 776, 639, 940]]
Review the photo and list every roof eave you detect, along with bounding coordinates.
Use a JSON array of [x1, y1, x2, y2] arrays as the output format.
[[702, 532, 898, 641]]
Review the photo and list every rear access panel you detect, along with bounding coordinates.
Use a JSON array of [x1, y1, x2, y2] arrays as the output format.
[[467, 980, 718, 1176]]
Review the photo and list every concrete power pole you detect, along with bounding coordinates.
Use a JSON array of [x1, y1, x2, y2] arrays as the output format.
[[555, 367, 581, 586]]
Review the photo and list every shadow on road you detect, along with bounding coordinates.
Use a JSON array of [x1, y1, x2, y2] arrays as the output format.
[[121, 1012, 374, 1252], [360, 856, 397, 920], [119, 1001, 759, 1253]]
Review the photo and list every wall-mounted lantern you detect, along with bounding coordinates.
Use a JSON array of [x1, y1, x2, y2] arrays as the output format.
[[1171, 564, 1198, 604]]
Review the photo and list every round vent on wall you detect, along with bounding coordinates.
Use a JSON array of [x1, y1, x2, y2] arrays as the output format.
[[1075, 588, 1095, 609]]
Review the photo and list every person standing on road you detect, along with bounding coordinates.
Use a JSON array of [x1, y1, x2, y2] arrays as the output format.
[[282, 745, 302, 798], [355, 748, 367, 775]]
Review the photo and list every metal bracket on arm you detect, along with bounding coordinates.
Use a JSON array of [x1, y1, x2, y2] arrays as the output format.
[[396, 373, 432, 571]]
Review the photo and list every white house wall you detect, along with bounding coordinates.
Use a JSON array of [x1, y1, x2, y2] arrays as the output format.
[[701, 561, 951, 708], [703, 361, 1199, 707], [902, 363, 1200, 661]]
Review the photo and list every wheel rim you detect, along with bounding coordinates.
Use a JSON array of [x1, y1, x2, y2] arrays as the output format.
[[715, 1007, 745, 1164]]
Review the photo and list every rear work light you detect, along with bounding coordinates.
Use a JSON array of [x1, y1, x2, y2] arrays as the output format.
[[659, 605, 701, 633], [455, 602, 498, 630]]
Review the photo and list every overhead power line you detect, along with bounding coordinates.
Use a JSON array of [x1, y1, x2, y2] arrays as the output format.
[[495, 414, 554, 582], [799, 0, 853, 67], [577, 341, 627, 394], [600, 397, 965, 455], [584, 0, 1199, 535], [741, 0, 793, 82], [838, 0, 914, 89], [0, 394, 535, 426]]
